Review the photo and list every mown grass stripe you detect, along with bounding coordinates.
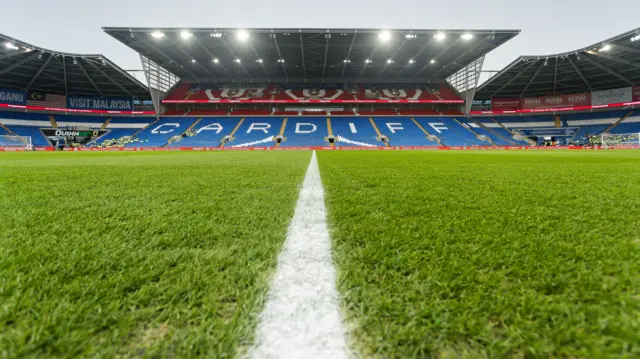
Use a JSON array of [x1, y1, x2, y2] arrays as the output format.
[[250, 151, 349, 359]]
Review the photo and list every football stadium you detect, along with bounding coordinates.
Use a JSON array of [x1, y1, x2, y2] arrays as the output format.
[[1, 22, 639, 358]]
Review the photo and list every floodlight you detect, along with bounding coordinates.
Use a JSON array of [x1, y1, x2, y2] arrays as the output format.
[[237, 30, 250, 41], [599, 44, 611, 52], [191, 59, 196, 63], [234, 58, 241, 63], [180, 31, 193, 39], [365, 59, 373, 64], [379, 30, 391, 42], [434, 32, 446, 41], [212, 58, 219, 63], [386, 59, 394, 64], [151, 31, 165, 39], [408, 59, 415, 64], [430, 59, 436, 64], [461, 33, 474, 40], [4, 42, 18, 50], [277, 58, 285, 63], [256, 59, 263, 63], [343, 59, 351, 63]]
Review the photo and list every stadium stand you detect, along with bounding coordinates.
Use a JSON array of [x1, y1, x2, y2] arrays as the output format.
[[126, 117, 198, 147], [280, 117, 328, 147], [415, 117, 485, 146], [330, 117, 381, 147], [227, 117, 284, 147], [170, 117, 241, 147], [372, 117, 434, 146]]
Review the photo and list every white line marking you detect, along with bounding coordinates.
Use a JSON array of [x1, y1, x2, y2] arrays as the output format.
[[250, 151, 349, 359]]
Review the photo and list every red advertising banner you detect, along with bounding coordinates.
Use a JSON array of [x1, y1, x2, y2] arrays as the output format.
[[521, 92, 590, 110], [634, 86, 640, 102], [0, 103, 155, 115], [491, 98, 521, 111], [161, 99, 464, 104]]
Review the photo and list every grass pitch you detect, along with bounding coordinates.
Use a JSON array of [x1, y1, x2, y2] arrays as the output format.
[[0, 151, 310, 358], [318, 151, 640, 358]]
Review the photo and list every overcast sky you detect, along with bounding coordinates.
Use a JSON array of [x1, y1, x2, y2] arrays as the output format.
[[2, 0, 639, 83]]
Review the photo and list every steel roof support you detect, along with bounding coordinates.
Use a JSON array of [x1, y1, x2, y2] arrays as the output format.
[[430, 37, 490, 78], [299, 32, 307, 81], [519, 61, 545, 97], [489, 60, 538, 98], [339, 32, 357, 81], [219, 37, 253, 81], [75, 58, 103, 95], [26, 53, 53, 89], [553, 57, 558, 95], [376, 38, 408, 79], [192, 35, 233, 79], [62, 56, 68, 94], [272, 34, 289, 82], [164, 37, 218, 79], [587, 51, 640, 71], [322, 34, 329, 78], [84, 58, 134, 97], [566, 55, 592, 91], [581, 54, 633, 85], [0, 52, 40, 76], [136, 34, 199, 78]]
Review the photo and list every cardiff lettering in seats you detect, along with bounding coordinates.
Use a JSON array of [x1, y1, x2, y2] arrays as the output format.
[[196, 123, 223, 134], [247, 123, 271, 133], [386, 123, 404, 133], [151, 123, 180, 134], [428, 123, 448, 133], [295, 123, 317, 133]]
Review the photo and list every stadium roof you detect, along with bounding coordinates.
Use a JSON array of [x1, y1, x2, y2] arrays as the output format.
[[476, 27, 640, 100], [0, 33, 150, 100], [103, 27, 520, 84]]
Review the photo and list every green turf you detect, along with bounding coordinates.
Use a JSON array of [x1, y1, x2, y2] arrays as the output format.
[[318, 151, 640, 358], [0, 151, 310, 358]]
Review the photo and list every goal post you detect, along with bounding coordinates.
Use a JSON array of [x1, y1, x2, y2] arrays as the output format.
[[600, 132, 640, 149], [0, 135, 32, 150]]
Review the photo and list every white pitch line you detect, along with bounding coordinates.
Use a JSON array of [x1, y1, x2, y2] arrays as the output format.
[[250, 151, 349, 359]]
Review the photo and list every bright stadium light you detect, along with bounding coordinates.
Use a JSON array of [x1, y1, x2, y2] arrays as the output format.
[[408, 59, 415, 64], [191, 59, 196, 63], [212, 58, 219, 63], [343, 59, 351, 63], [461, 33, 474, 41], [151, 31, 165, 39], [599, 44, 611, 52], [386, 59, 394, 64], [237, 30, 250, 42], [404, 34, 417, 39], [430, 59, 436, 64], [256, 58, 263, 63], [379, 30, 391, 42], [434, 32, 446, 41], [277, 58, 285, 63], [4, 42, 18, 50], [234, 58, 241, 63], [210, 32, 222, 38], [365, 59, 373, 64]]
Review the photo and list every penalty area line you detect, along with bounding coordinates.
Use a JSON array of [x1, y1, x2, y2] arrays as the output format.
[[250, 151, 349, 359]]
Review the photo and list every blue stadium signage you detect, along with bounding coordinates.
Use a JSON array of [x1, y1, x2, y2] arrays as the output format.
[[67, 96, 133, 110], [0, 88, 27, 105]]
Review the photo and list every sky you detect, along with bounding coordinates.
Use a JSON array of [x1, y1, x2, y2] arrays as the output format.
[[2, 0, 639, 84]]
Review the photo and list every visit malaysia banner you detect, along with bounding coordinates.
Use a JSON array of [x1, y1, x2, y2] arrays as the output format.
[[0, 88, 27, 105], [67, 96, 133, 110], [591, 87, 632, 106], [521, 92, 590, 110]]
